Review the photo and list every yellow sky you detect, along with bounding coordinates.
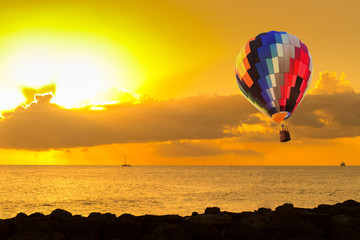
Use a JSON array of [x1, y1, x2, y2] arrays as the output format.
[[0, 0, 359, 165]]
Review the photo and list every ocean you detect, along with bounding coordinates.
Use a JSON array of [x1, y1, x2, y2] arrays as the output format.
[[0, 165, 359, 219]]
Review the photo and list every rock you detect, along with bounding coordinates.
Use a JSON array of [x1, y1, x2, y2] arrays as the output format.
[[228, 221, 269, 240], [102, 215, 141, 240], [2, 200, 360, 240], [64, 218, 101, 240], [88, 212, 102, 218], [29, 212, 45, 218], [49, 209, 72, 222], [191, 212, 198, 216], [0, 219, 10, 239], [317, 202, 360, 217], [331, 214, 360, 229], [11, 212, 27, 225], [183, 221, 224, 240], [239, 212, 270, 229], [141, 222, 192, 240], [139, 215, 183, 234], [50, 232, 66, 240], [297, 212, 331, 230], [331, 214, 360, 240], [342, 200, 360, 207], [121, 213, 136, 218], [205, 207, 220, 214], [103, 212, 116, 218], [270, 210, 321, 239], [185, 213, 232, 229], [275, 203, 294, 214], [7, 232, 51, 240], [13, 217, 63, 235], [15, 212, 27, 218], [257, 207, 272, 215]]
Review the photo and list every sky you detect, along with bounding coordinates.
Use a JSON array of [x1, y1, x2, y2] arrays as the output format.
[[0, 0, 359, 165]]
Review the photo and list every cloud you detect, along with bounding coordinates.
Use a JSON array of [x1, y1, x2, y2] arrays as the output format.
[[0, 93, 260, 150], [0, 72, 360, 150], [287, 93, 360, 139], [310, 71, 355, 95]]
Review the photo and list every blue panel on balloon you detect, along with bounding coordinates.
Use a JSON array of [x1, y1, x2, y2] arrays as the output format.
[[261, 92, 271, 103], [263, 46, 272, 59], [258, 78, 266, 91], [261, 35, 269, 46], [270, 44, 278, 58], [255, 62, 265, 77], [260, 59, 269, 76], [274, 33, 283, 43], [267, 32, 276, 44], [266, 59, 274, 74], [265, 75, 272, 88], [257, 47, 265, 61]]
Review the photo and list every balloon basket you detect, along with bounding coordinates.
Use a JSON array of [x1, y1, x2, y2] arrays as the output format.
[[279, 130, 291, 142]]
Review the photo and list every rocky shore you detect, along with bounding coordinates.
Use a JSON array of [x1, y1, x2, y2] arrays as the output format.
[[1, 200, 360, 240]]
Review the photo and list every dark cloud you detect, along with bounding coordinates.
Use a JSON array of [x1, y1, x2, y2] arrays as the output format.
[[287, 93, 360, 139], [0, 94, 259, 150]]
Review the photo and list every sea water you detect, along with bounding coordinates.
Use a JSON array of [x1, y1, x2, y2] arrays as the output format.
[[0, 165, 359, 219]]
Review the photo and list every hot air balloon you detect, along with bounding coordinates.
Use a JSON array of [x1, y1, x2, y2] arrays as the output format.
[[235, 31, 312, 142]]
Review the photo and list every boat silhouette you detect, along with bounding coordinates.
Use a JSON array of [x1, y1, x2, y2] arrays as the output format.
[[122, 156, 131, 167]]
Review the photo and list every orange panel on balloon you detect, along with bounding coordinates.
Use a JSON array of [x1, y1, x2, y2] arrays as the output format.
[[271, 112, 288, 123], [243, 72, 253, 88], [243, 57, 251, 70]]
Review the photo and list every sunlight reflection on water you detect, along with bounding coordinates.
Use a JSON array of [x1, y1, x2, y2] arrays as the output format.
[[0, 165, 359, 219]]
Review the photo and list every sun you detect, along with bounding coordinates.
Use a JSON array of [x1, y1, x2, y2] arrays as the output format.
[[0, 30, 144, 110]]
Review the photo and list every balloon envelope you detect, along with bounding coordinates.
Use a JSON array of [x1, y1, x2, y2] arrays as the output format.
[[235, 31, 312, 123]]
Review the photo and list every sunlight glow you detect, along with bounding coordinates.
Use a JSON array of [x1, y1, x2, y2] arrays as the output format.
[[90, 106, 105, 111], [0, 30, 144, 110]]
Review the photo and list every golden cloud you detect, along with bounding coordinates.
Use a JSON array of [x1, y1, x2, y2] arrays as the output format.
[[310, 71, 355, 95]]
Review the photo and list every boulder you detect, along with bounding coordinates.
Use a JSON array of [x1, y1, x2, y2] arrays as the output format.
[[102, 215, 141, 240], [7, 232, 50, 240], [139, 215, 182, 234], [183, 221, 224, 240], [49, 209, 72, 222], [342, 200, 360, 207], [88, 212, 102, 218], [191, 212, 198, 216], [28, 212, 45, 218], [141, 222, 191, 240], [0, 219, 10, 239], [317, 203, 360, 217], [228, 221, 269, 240], [185, 213, 232, 229], [63, 218, 101, 240], [275, 203, 294, 214], [257, 207, 272, 215], [205, 207, 220, 214], [331, 214, 360, 240], [12, 217, 63, 235], [269, 210, 321, 239]]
